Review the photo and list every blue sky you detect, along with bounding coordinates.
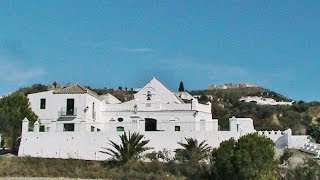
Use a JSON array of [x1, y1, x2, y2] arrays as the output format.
[[0, 1, 319, 101]]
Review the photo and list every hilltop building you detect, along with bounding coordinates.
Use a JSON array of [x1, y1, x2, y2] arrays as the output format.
[[208, 83, 257, 90], [19, 78, 310, 160]]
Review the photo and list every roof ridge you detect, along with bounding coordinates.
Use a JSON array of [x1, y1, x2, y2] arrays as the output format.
[[76, 84, 89, 93]]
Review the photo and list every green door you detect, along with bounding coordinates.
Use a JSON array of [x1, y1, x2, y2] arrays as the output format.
[[66, 99, 75, 115]]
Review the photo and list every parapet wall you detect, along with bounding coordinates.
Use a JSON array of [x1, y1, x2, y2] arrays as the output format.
[[257, 130, 290, 148], [18, 118, 311, 161], [19, 130, 238, 161]]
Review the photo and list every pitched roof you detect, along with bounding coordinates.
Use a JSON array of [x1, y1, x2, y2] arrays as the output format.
[[126, 77, 184, 104], [53, 84, 102, 100], [100, 93, 122, 104]]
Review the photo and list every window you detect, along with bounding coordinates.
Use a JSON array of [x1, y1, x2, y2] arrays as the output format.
[[40, 99, 46, 109], [175, 126, 181, 131], [39, 125, 45, 132], [91, 126, 95, 132], [63, 123, 75, 132], [116, 126, 124, 132], [118, 118, 123, 122]]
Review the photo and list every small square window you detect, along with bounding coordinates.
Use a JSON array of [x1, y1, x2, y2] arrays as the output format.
[[116, 126, 124, 132], [63, 123, 75, 132], [39, 125, 45, 132], [175, 126, 181, 131], [40, 99, 46, 109]]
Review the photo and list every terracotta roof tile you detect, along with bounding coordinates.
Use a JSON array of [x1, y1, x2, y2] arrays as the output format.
[[53, 84, 102, 100]]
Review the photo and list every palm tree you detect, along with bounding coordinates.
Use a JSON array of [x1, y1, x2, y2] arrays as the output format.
[[100, 132, 151, 163], [175, 138, 212, 178], [175, 138, 211, 163]]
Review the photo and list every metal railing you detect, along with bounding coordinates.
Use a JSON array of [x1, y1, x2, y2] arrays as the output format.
[[58, 107, 77, 117]]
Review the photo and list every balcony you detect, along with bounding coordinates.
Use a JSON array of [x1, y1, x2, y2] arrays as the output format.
[[58, 107, 77, 117]]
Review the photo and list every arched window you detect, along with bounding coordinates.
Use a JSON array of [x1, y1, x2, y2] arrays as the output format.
[[118, 118, 124, 122], [116, 126, 124, 132]]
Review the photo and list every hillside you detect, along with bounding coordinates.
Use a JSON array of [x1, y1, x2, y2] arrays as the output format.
[[190, 87, 320, 134]]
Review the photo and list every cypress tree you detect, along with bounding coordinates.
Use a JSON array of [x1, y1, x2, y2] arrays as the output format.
[[179, 81, 185, 92]]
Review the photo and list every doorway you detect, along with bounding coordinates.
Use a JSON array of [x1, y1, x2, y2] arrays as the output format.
[[145, 118, 157, 131], [66, 99, 75, 115]]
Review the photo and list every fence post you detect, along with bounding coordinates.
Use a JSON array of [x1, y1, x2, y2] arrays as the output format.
[[34, 121, 40, 132], [192, 98, 198, 110], [22, 117, 29, 134]]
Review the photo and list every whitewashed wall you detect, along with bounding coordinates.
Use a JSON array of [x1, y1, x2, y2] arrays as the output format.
[[19, 128, 238, 161], [18, 117, 309, 161]]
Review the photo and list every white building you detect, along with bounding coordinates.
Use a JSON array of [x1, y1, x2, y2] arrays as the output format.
[[240, 96, 293, 106], [208, 83, 257, 90], [18, 78, 309, 160], [174, 91, 193, 101]]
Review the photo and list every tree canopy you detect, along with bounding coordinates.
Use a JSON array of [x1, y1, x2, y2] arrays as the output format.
[[0, 93, 38, 151], [175, 138, 211, 179], [307, 123, 320, 143], [212, 133, 276, 179]]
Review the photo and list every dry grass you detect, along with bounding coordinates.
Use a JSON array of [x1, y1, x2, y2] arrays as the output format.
[[0, 156, 181, 180]]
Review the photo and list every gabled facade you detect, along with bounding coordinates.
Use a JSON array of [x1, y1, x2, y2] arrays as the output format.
[[28, 84, 103, 132]]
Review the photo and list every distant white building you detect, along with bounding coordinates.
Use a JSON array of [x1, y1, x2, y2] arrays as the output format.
[[18, 78, 308, 160], [208, 83, 257, 90], [239, 96, 293, 106]]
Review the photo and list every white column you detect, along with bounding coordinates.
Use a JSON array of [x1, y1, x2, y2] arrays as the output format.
[[170, 120, 175, 131], [130, 115, 140, 131], [51, 120, 57, 132], [285, 128, 292, 148], [139, 119, 145, 132], [34, 121, 40, 132], [22, 118, 29, 134], [192, 98, 198, 110]]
